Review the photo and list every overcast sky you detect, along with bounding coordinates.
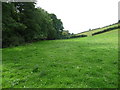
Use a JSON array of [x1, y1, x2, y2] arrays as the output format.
[[36, 0, 119, 34]]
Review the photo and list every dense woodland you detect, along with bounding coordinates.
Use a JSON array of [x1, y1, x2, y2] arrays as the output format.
[[2, 2, 64, 48]]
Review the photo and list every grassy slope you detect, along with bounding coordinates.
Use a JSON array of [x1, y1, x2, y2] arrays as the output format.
[[2, 29, 118, 88], [76, 23, 119, 36]]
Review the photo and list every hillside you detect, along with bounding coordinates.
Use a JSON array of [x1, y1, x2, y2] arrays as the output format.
[[75, 23, 119, 36], [2, 28, 118, 88]]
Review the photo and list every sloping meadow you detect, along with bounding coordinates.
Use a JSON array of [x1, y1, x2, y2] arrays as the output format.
[[2, 29, 118, 88]]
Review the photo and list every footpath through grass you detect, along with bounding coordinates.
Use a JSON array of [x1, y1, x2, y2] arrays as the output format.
[[2, 29, 118, 88]]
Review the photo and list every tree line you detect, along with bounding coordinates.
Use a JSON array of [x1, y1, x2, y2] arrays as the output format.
[[2, 2, 64, 48]]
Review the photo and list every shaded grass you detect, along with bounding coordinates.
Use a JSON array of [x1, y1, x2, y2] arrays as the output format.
[[2, 29, 118, 88]]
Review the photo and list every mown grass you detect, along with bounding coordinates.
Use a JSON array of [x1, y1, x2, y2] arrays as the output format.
[[2, 29, 118, 88]]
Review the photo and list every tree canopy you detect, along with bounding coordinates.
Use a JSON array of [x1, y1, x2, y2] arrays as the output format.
[[2, 2, 64, 47]]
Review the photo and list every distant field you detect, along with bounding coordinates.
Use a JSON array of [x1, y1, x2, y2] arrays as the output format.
[[2, 29, 118, 88], [76, 23, 119, 36]]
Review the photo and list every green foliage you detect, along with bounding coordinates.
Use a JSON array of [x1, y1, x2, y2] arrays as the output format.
[[61, 30, 71, 39], [2, 2, 26, 47], [2, 29, 118, 88], [49, 14, 64, 39], [2, 2, 64, 47]]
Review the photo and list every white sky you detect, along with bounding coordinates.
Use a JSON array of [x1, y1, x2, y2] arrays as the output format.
[[36, 0, 119, 34]]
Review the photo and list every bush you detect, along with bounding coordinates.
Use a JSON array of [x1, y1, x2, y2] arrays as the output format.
[[2, 31, 24, 48], [70, 35, 87, 38]]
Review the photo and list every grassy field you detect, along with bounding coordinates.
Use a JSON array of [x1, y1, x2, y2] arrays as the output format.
[[2, 29, 118, 88], [76, 23, 119, 36]]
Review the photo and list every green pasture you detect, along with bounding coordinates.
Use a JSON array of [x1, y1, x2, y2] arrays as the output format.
[[2, 29, 118, 88]]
